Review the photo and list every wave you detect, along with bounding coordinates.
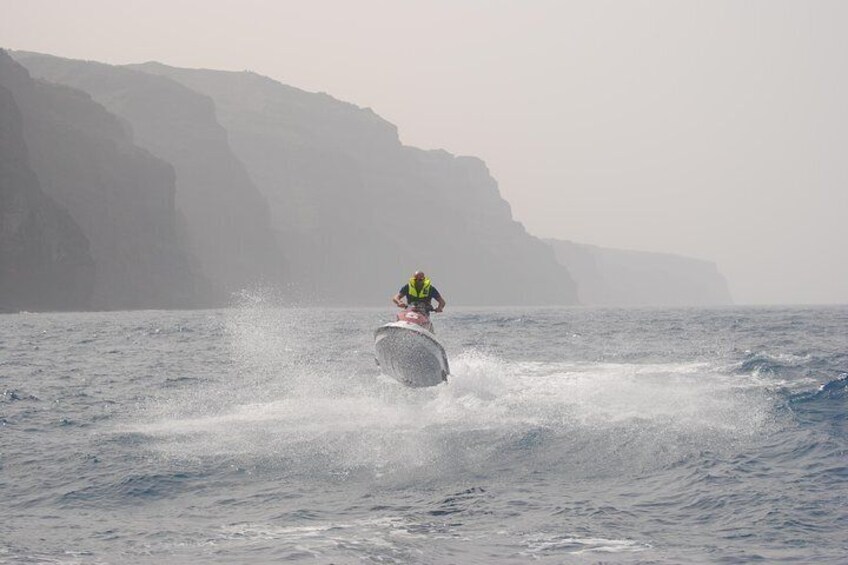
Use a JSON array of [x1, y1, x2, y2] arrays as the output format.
[[735, 348, 848, 384], [787, 373, 848, 432]]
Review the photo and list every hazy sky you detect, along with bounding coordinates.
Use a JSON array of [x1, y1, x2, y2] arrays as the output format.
[[3, 0, 846, 304]]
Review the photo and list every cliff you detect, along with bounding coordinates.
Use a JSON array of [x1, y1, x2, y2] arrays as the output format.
[[4, 47, 739, 309], [0, 50, 202, 310], [129, 63, 577, 305], [547, 239, 733, 306], [15, 52, 286, 297], [0, 84, 94, 311]]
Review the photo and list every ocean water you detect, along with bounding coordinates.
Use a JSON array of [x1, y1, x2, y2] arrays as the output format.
[[1, 302, 846, 564]]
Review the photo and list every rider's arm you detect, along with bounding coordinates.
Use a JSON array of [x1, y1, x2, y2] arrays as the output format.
[[393, 285, 408, 308], [434, 296, 446, 312]]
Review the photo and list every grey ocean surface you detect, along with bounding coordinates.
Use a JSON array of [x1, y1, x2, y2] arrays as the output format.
[[1, 302, 846, 564]]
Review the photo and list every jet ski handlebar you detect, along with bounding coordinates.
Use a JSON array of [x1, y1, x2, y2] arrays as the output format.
[[400, 302, 438, 313]]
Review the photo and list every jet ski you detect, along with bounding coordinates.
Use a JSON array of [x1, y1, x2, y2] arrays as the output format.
[[374, 304, 450, 387]]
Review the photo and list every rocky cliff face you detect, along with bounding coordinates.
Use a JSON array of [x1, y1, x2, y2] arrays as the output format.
[[130, 63, 577, 305], [0, 84, 94, 311], [16, 52, 286, 298], [0, 51, 202, 310], [4, 48, 736, 310], [2, 42, 751, 311], [547, 239, 733, 306]]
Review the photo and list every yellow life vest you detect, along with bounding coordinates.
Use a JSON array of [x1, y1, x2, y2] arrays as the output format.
[[408, 277, 431, 300]]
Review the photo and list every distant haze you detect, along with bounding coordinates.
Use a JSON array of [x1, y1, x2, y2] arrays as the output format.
[[3, 0, 846, 304]]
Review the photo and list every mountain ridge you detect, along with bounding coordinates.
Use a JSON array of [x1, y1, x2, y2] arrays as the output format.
[[4, 48, 732, 309], [0, 49, 203, 310], [131, 60, 577, 306], [547, 238, 733, 306]]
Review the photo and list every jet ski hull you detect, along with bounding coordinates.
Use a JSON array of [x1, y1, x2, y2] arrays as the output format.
[[374, 321, 450, 387]]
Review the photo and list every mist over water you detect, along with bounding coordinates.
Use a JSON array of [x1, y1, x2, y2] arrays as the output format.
[[135, 302, 777, 482], [2, 303, 846, 563]]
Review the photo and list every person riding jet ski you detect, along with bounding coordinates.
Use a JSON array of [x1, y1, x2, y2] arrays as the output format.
[[392, 270, 447, 315], [377, 270, 450, 386]]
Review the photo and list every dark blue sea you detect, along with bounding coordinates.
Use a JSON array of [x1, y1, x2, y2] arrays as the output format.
[[1, 303, 846, 564]]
